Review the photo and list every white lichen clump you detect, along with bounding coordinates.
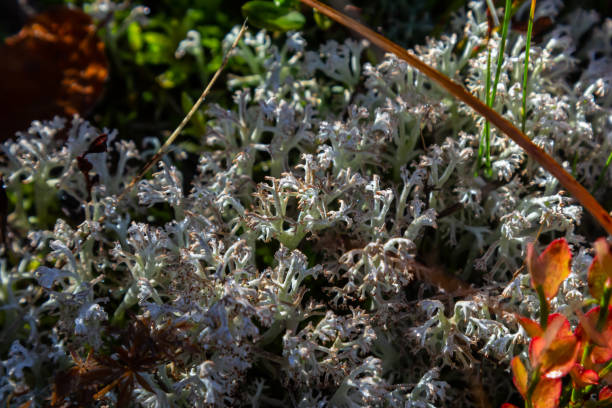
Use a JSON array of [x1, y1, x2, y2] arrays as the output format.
[[1, 1, 611, 406]]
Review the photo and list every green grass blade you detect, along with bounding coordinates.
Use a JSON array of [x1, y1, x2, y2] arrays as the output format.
[[479, 0, 512, 176], [490, 0, 512, 104], [521, 0, 537, 133], [478, 49, 493, 174], [595, 150, 612, 192]]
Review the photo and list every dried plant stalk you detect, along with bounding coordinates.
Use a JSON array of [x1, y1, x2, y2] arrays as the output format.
[[112, 21, 249, 212]]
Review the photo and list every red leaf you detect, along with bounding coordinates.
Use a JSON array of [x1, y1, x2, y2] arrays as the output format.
[[85, 133, 108, 155], [546, 314, 574, 338], [527, 239, 572, 300], [77, 156, 93, 174], [587, 238, 612, 301], [569, 363, 599, 388], [600, 386, 612, 401], [576, 306, 612, 364]]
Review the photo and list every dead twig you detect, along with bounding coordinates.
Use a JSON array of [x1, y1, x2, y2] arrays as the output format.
[[99, 20, 249, 224]]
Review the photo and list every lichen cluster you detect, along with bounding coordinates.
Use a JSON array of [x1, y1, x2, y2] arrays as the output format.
[[1, 1, 611, 406]]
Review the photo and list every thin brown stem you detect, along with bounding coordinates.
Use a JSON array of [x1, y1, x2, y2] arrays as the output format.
[[101, 21, 248, 223]]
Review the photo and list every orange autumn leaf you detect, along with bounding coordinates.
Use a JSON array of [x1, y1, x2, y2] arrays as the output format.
[[511, 356, 529, 397], [529, 314, 579, 379], [0, 7, 108, 140], [527, 239, 572, 300], [530, 377, 562, 408], [587, 238, 612, 301], [530, 336, 579, 379], [511, 356, 562, 408], [518, 315, 544, 338], [518, 313, 573, 339]]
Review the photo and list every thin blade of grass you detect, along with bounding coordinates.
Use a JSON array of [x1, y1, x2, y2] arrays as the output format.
[[478, 48, 492, 173], [595, 150, 612, 192], [299, 0, 612, 235], [521, 0, 537, 132], [490, 0, 512, 105], [479, 0, 512, 175]]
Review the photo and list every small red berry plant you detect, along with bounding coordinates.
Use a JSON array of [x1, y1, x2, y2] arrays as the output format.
[[504, 238, 612, 408]]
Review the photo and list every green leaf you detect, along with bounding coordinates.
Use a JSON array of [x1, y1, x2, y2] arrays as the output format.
[[242, 1, 305, 31], [184, 8, 205, 26], [198, 25, 224, 38], [274, 0, 298, 7], [142, 32, 172, 64], [157, 65, 188, 88], [201, 37, 220, 50], [313, 9, 333, 30], [126, 21, 143, 51]]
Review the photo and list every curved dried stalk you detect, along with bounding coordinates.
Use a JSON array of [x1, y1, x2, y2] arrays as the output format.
[[108, 21, 248, 219], [299, 0, 612, 236]]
